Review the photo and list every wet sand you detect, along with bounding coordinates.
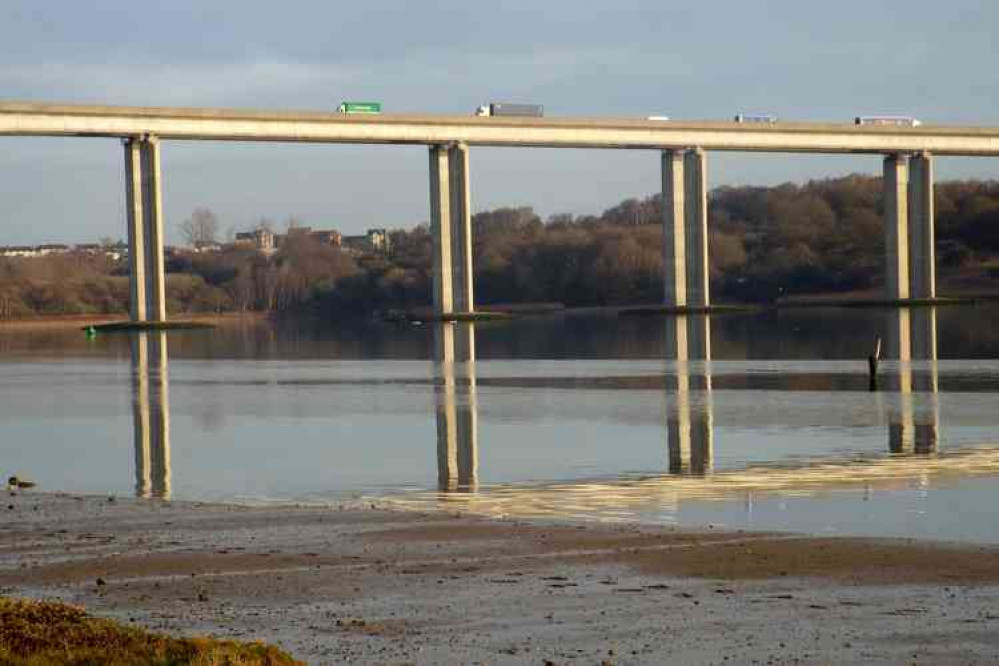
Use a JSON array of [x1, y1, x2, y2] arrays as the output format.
[[3, 492, 998, 664]]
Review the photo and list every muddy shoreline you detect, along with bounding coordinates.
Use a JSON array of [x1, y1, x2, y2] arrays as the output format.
[[3, 492, 998, 664]]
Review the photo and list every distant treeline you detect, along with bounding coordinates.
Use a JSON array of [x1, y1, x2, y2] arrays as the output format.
[[2, 175, 998, 320]]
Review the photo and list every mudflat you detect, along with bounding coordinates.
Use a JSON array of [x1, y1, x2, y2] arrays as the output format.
[[3, 492, 998, 664]]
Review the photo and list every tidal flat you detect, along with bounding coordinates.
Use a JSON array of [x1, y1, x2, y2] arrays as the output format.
[[3, 492, 999, 665]]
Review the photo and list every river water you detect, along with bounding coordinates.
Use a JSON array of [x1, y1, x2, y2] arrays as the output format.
[[2, 305, 999, 542]]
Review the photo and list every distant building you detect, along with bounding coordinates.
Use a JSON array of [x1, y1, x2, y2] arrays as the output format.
[[105, 241, 127, 261], [369, 228, 390, 251], [342, 228, 390, 253], [234, 228, 274, 253], [234, 226, 346, 253], [193, 240, 223, 253], [230, 224, 386, 255], [311, 230, 342, 246], [0, 246, 41, 258], [0, 242, 124, 260], [74, 243, 124, 260], [36, 244, 70, 256]]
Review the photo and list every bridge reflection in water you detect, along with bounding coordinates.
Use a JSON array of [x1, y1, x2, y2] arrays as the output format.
[[886, 307, 940, 455], [408, 312, 982, 531], [130, 331, 171, 499], [664, 314, 713, 475], [434, 322, 479, 492], [124, 309, 944, 503], [429, 308, 945, 500]]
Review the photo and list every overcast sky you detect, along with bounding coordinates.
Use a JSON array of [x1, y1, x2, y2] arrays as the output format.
[[1, 0, 997, 245]]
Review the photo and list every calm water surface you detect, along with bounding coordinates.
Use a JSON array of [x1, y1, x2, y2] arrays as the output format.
[[2, 305, 999, 542]]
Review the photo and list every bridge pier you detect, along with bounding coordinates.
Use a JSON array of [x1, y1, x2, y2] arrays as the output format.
[[908, 153, 936, 300], [661, 148, 710, 309], [124, 136, 166, 322], [883, 152, 936, 301], [429, 143, 474, 318]]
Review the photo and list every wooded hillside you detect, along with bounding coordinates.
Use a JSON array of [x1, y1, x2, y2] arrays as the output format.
[[2, 175, 997, 319]]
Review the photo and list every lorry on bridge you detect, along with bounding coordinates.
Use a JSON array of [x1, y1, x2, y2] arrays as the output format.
[[854, 115, 921, 127], [734, 113, 778, 124], [474, 103, 544, 118], [337, 101, 382, 114]]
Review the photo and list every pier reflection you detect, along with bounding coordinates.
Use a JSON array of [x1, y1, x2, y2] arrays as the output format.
[[665, 314, 713, 475], [886, 307, 939, 455], [434, 322, 478, 491], [130, 331, 171, 498]]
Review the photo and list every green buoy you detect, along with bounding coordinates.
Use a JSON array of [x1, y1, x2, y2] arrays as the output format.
[[85, 326, 97, 339]]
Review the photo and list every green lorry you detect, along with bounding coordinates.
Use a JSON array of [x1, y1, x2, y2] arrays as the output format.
[[337, 101, 382, 114]]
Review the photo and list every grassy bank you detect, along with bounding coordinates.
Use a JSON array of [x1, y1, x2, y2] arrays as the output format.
[[0, 596, 300, 665]]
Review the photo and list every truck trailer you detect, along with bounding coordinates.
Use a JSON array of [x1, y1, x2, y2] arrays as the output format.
[[474, 103, 544, 117]]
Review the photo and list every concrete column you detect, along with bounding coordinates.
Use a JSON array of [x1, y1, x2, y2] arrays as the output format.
[[684, 149, 710, 308], [908, 153, 936, 300], [429, 145, 454, 316], [662, 148, 709, 309], [141, 138, 167, 321], [124, 136, 167, 322], [661, 150, 687, 308], [448, 143, 474, 314], [884, 154, 910, 301], [124, 139, 147, 321]]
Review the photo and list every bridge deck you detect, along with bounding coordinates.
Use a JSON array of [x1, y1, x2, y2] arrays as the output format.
[[1, 102, 998, 155]]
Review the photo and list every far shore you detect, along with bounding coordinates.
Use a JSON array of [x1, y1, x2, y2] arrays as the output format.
[[3, 491, 999, 664], [0, 311, 268, 332], [2, 284, 999, 333]]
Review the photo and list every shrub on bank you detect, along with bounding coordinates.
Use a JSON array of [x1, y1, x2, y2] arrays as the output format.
[[0, 597, 301, 666]]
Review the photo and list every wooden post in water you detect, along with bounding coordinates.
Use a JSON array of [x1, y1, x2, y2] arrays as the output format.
[[868, 335, 883, 391]]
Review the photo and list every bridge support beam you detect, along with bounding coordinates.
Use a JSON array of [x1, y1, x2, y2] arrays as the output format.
[[124, 136, 166, 322], [883, 154, 910, 301], [661, 148, 709, 309], [883, 153, 936, 301], [449, 143, 474, 314], [429, 143, 474, 318], [908, 153, 936, 300]]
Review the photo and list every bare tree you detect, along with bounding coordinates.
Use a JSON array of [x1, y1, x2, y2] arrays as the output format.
[[181, 208, 220, 247]]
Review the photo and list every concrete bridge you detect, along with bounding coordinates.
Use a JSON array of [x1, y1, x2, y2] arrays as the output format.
[[4, 102, 999, 321]]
